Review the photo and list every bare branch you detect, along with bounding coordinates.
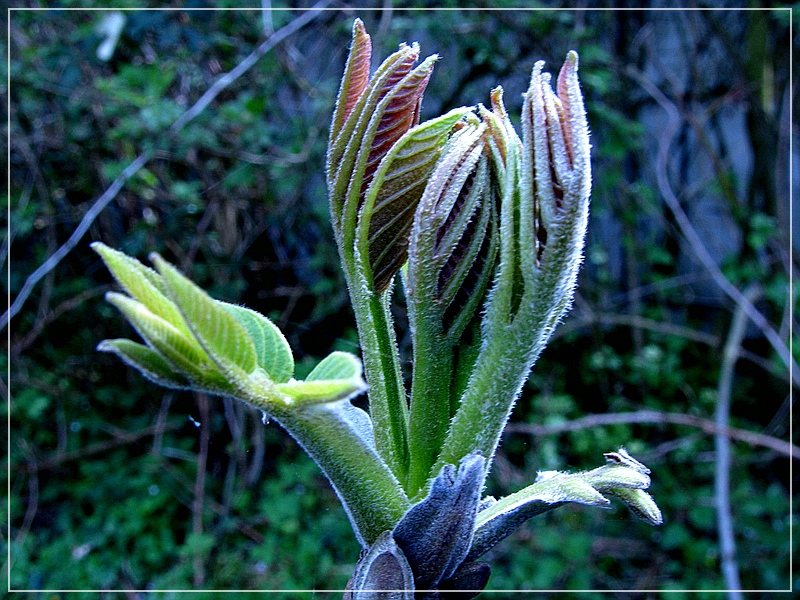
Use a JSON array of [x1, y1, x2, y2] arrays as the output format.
[[627, 66, 800, 390], [192, 393, 210, 588], [714, 285, 759, 598], [261, 0, 275, 36], [505, 410, 798, 459], [4, 4, 330, 331]]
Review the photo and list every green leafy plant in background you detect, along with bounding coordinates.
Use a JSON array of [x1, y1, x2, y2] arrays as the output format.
[[91, 19, 662, 597]]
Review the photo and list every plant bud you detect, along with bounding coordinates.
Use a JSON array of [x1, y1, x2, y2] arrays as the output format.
[[327, 19, 437, 255], [406, 120, 499, 339], [521, 51, 591, 277]]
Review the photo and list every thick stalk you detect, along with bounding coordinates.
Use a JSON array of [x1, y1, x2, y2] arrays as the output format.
[[434, 311, 532, 475], [352, 277, 409, 482], [406, 322, 454, 497], [274, 401, 410, 547]]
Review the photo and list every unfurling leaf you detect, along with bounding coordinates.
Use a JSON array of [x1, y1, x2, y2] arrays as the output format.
[[222, 303, 294, 383], [305, 350, 362, 382], [150, 254, 258, 375], [605, 488, 663, 526], [104, 293, 212, 377], [92, 242, 190, 338], [276, 352, 367, 406], [329, 18, 372, 145], [327, 25, 437, 269], [97, 338, 188, 389], [359, 107, 474, 291], [405, 119, 498, 339], [468, 450, 659, 561]]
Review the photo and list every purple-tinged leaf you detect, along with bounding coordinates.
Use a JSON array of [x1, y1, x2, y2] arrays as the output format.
[[329, 19, 372, 148]]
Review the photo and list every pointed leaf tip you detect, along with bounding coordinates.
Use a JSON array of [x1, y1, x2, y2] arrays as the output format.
[[98, 338, 188, 389], [330, 18, 373, 143]]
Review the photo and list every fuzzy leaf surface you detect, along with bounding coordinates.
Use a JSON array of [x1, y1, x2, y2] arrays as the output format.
[[97, 338, 188, 389], [222, 303, 294, 383], [92, 243, 190, 337], [152, 255, 257, 374], [361, 107, 473, 291]]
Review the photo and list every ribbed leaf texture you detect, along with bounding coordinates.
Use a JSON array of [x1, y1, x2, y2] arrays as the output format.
[[358, 56, 434, 202], [92, 243, 191, 338], [329, 19, 372, 146], [362, 108, 472, 291], [222, 303, 294, 383], [104, 292, 219, 385], [152, 254, 258, 375]]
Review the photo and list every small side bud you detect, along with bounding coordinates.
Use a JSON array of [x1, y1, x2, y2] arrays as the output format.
[[606, 488, 664, 526]]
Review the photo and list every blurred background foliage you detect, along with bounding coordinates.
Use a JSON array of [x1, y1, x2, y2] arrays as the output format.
[[5, 2, 796, 598]]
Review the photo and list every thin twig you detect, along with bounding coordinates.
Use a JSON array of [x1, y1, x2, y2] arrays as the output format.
[[13, 440, 40, 546], [246, 408, 267, 487], [13, 284, 114, 352], [3, 4, 330, 330], [558, 308, 720, 346], [261, 0, 274, 36], [167, 4, 328, 136], [559, 307, 786, 382], [16, 420, 184, 473], [192, 393, 210, 588], [628, 66, 800, 390], [715, 286, 758, 598], [151, 392, 175, 457], [5, 152, 151, 330], [505, 410, 798, 459], [152, 451, 265, 545]]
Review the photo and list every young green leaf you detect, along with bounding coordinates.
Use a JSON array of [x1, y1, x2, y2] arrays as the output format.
[[305, 350, 362, 382], [221, 303, 294, 383], [276, 351, 367, 406], [468, 470, 610, 562], [605, 488, 663, 526], [92, 242, 191, 338], [150, 254, 257, 375], [104, 292, 224, 387], [97, 338, 188, 389]]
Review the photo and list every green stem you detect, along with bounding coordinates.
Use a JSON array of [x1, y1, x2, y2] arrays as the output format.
[[436, 243, 577, 475], [274, 402, 410, 547], [406, 320, 454, 497], [354, 282, 409, 482], [434, 311, 531, 475], [335, 214, 409, 482]]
